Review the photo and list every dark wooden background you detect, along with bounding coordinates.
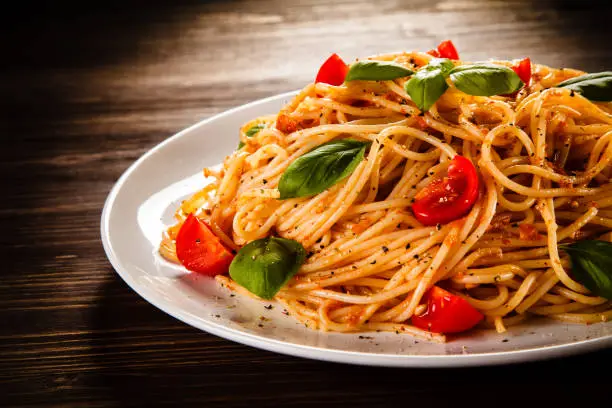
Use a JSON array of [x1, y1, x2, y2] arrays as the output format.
[[2, 1, 612, 406]]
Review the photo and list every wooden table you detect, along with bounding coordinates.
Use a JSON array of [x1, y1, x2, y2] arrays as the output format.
[[2, 1, 611, 406]]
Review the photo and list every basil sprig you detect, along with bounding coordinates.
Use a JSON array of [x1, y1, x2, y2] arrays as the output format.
[[560, 240, 612, 300], [449, 64, 524, 96], [404, 60, 525, 112], [404, 58, 454, 112], [345, 60, 414, 82], [229, 236, 306, 299], [238, 124, 265, 149], [278, 139, 369, 199], [556, 72, 612, 101]]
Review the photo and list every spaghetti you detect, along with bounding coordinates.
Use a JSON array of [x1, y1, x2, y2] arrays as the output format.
[[160, 47, 612, 342]]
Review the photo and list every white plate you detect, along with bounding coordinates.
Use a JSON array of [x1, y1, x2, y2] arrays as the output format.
[[101, 91, 612, 367]]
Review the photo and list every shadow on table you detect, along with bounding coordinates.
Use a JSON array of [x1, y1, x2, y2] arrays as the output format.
[[89, 274, 612, 406]]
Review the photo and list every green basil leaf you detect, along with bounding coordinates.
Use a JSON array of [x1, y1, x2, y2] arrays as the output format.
[[449, 63, 523, 96], [404, 58, 454, 112], [229, 236, 306, 299], [345, 60, 413, 82], [246, 124, 265, 137], [560, 240, 612, 300], [278, 139, 369, 199], [238, 124, 265, 149], [556, 72, 612, 102]]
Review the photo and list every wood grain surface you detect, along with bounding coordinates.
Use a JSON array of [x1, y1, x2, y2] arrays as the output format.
[[2, 1, 612, 406]]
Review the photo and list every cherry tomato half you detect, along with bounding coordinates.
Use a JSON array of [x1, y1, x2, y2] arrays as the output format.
[[315, 53, 349, 86], [427, 40, 459, 60], [436, 40, 459, 60], [511, 57, 532, 86], [411, 155, 479, 226], [412, 286, 483, 334], [175, 213, 234, 276]]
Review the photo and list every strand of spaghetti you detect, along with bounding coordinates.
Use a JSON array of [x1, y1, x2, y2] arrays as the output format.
[[276, 187, 336, 232], [555, 211, 612, 228], [389, 160, 436, 199], [484, 314, 529, 332], [363, 92, 420, 117], [302, 212, 427, 273], [307, 98, 395, 118], [474, 206, 599, 248], [493, 317, 507, 333], [308, 280, 418, 305], [484, 272, 540, 317], [503, 135, 612, 185], [343, 278, 390, 289], [538, 196, 589, 293], [458, 196, 484, 242], [587, 131, 612, 169], [363, 322, 446, 342], [306, 216, 420, 270], [365, 142, 384, 202], [455, 263, 524, 279], [210, 153, 249, 250], [376, 125, 458, 158], [548, 310, 612, 324], [402, 223, 462, 319], [513, 259, 570, 269], [294, 164, 371, 246], [380, 142, 410, 181], [300, 243, 432, 296], [386, 248, 439, 289], [458, 285, 510, 310], [496, 183, 537, 212], [293, 229, 447, 290], [567, 123, 612, 135], [276, 298, 320, 329], [295, 132, 392, 247], [552, 287, 608, 305], [368, 262, 435, 322], [341, 199, 413, 216], [360, 133, 442, 161], [318, 300, 352, 332], [453, 248, 503, 274], [438, 173, 498, 279], [481, 127, 602, 197], [317, 212, 407, 255], [303, 230, 429, 279], [529, 302, 596, 315]]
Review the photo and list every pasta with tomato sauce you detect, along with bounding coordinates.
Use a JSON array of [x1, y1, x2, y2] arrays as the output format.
[[160, 41, 612, 342]]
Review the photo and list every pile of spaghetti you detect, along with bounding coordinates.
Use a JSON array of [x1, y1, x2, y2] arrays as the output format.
[[160, 41, 612, 342]]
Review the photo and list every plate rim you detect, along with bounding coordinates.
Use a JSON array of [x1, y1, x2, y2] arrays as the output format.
[[101, 91, 612, 367]]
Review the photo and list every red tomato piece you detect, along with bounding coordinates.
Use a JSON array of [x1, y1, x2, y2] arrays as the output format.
[[412, 286, 483, 334], [276, 112, 299, 133], [426, 48, 441, 58], [315, 53, 349, 86], [175, 214, 234, 276], [436, 40, 459, 60], [511, 57, 532, 85], [411, 155, 479, 226], [414, 116, 428, 130]]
